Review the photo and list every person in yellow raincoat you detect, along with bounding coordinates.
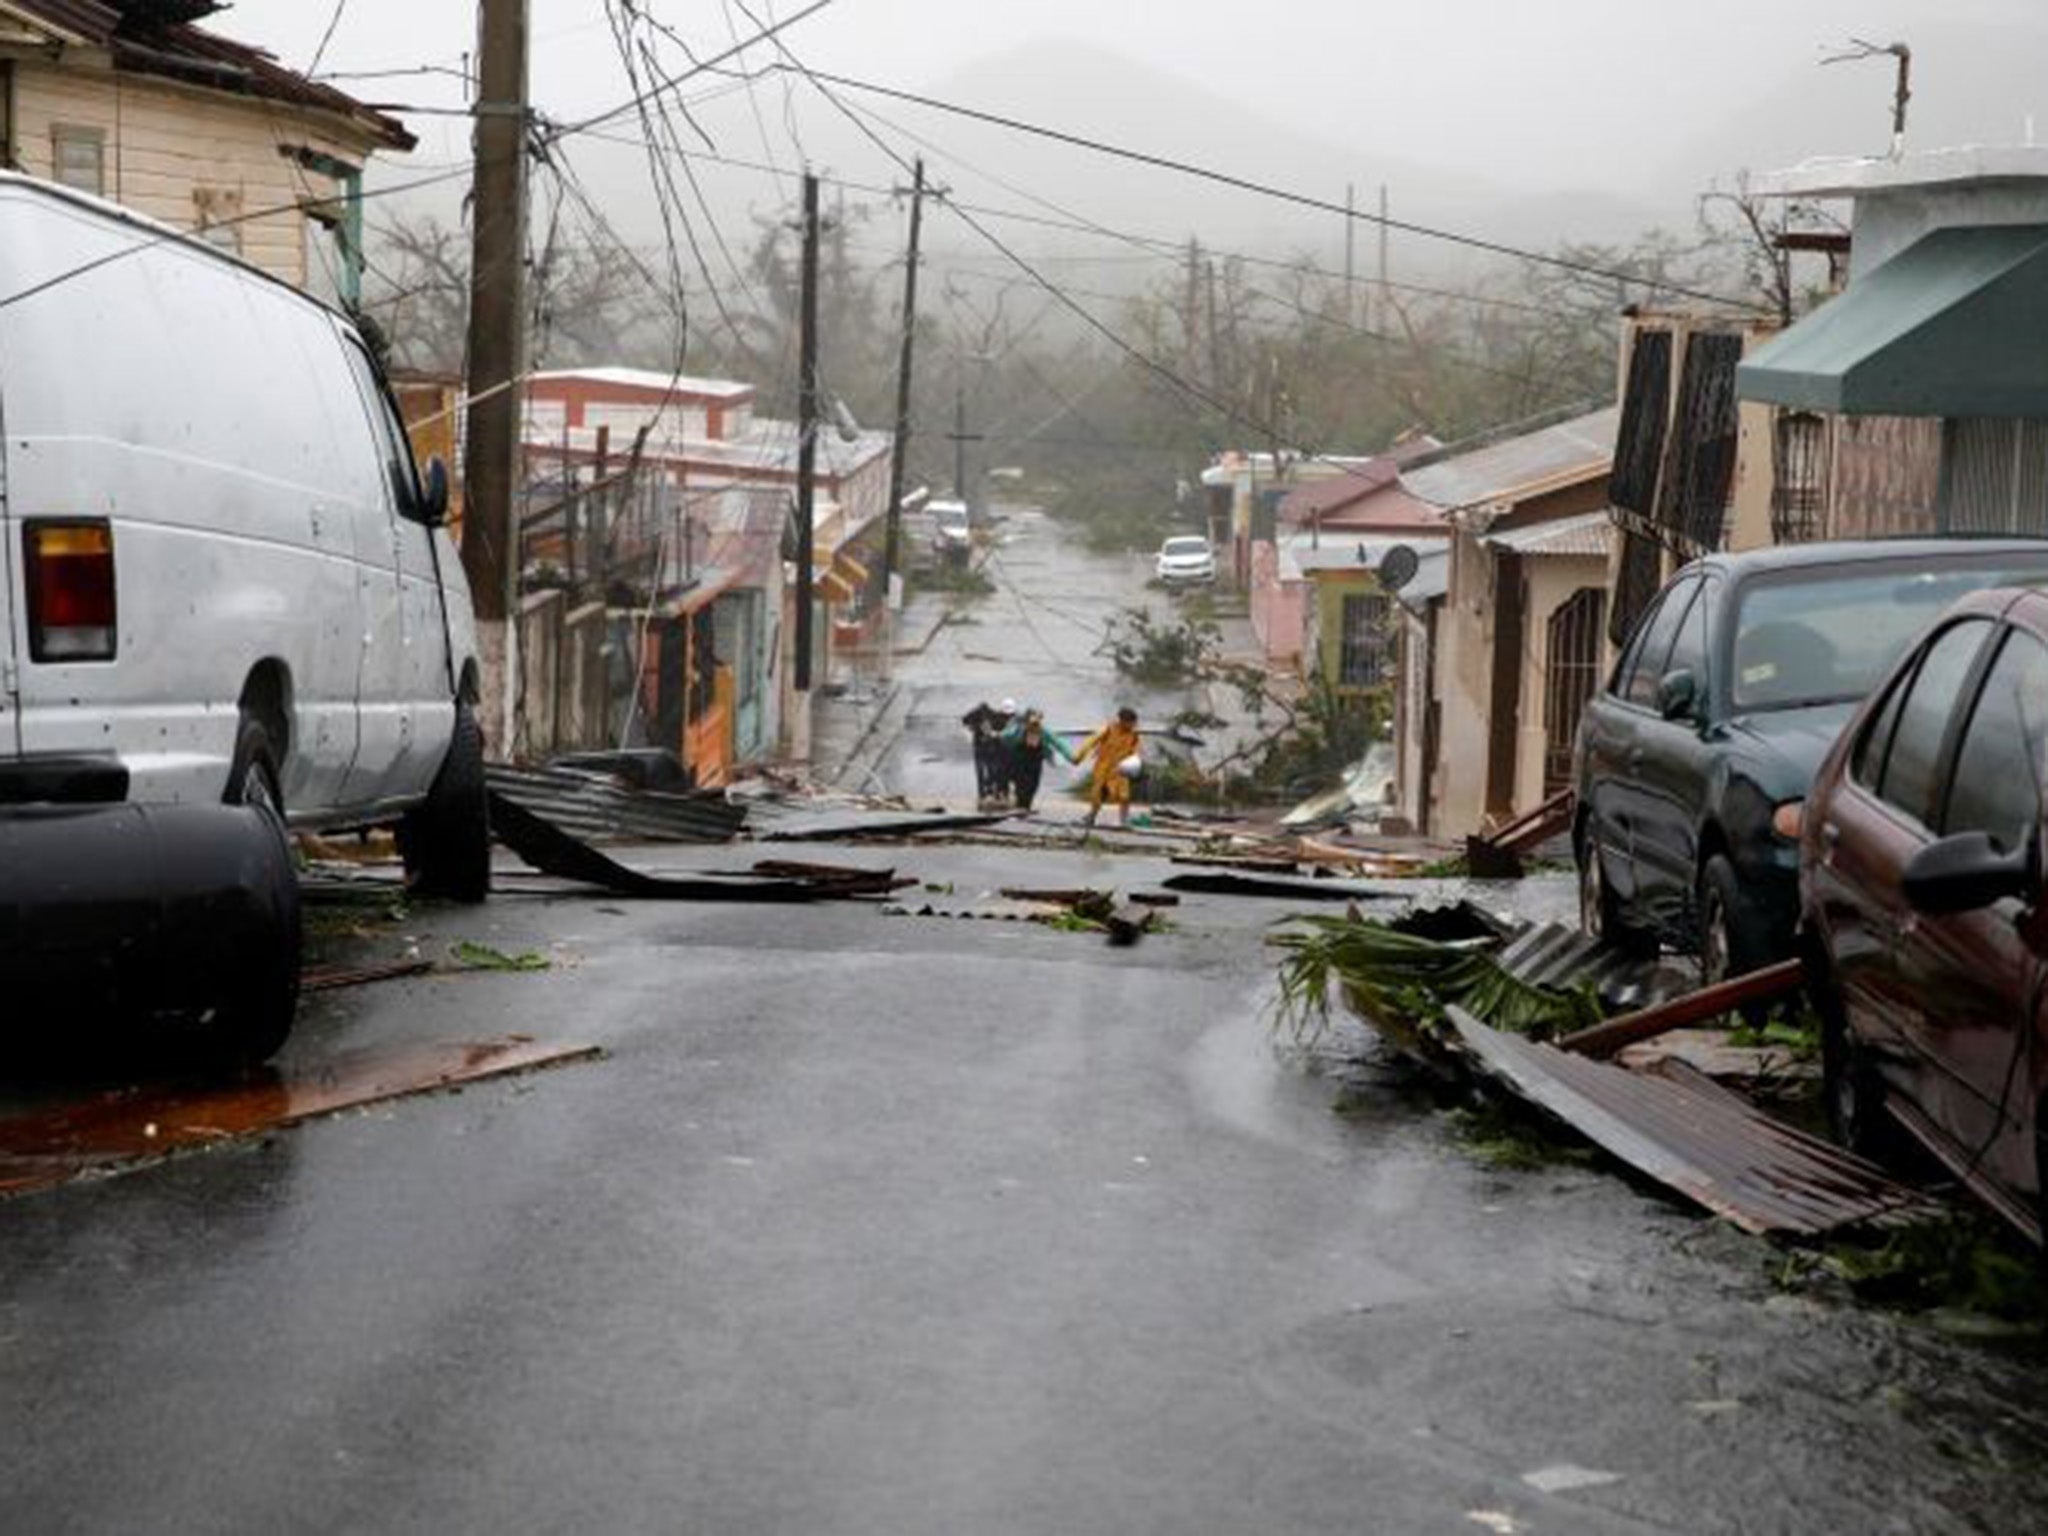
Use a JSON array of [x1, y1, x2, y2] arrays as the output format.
[[1075, 706, 1142, 828]]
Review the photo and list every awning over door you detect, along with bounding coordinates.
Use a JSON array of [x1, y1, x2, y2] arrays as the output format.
[[1736, 223, 2048, 417]]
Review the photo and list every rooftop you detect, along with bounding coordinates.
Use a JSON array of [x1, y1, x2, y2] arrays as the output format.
[[4, 1, 414, 150], [1752, 145, 2048, 200], [1403, 405, 1618, 515], [528, 367, 756, 402]]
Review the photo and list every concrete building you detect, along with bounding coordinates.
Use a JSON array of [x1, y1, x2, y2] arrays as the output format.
[[1401, 407, 1618, 835], [1737, 146, 2048, 544], [519, 367, 894, 774], [0, 0, 412, 299]]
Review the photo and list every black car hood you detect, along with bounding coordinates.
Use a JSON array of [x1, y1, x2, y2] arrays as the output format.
[[1723, 702, 1858, 796]]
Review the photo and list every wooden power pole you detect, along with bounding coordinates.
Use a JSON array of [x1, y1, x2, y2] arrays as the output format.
[[794, 171, 820, 703], [458, 0, 528, 755], [879, 158, 925, 625]]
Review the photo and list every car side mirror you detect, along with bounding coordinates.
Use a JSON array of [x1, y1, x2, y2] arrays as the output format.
[[1656, 668, 1698, 722], [416, 457, 451, 526], [1901, 829, 2037, 915]]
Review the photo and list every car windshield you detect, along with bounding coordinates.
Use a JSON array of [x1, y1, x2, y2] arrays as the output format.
[[1731, 556, 2048, 711], [1162, 538, 1209, 556], [936, 508, 969, 529]]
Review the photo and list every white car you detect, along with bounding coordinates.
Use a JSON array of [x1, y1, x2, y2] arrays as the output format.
[[0, 176, 487, 900], [931, 498, 973, 560], [1155, 535, 1217, 586]]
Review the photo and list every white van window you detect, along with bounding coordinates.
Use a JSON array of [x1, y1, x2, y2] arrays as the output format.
[[341, 340, 421, 515]]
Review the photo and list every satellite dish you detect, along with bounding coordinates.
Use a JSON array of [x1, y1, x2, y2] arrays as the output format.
[[1378, 543, 1421, 592]]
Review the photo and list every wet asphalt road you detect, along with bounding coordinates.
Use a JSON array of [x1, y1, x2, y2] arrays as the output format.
[[4, 518, 2048, 1534]]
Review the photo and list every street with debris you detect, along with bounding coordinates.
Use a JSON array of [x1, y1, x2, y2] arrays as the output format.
[[5, 514, 2046, 1536]]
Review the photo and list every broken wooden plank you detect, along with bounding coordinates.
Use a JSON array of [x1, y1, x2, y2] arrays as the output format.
[[1557, 960, 1804, 1059], [300, 957, 434, 993], [0, 1038, 603, 1200]]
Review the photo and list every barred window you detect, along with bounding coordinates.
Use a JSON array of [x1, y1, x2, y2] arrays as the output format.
[[1338, 591, 1391, 687]]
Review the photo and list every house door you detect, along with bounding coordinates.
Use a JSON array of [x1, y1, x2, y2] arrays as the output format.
[[654, 623, 686, 756], [1543, 586, 1606, 796], [1484, 551, 1526, 820]]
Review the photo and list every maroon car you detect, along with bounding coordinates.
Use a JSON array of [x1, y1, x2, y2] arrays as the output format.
[[1800, 585, 2048, 1241]]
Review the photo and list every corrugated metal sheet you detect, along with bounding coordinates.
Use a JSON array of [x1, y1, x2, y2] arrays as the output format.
[[1404, 406, 1620, 514], [1485, 512, 1612, 559], [1445, 1006, 1936, 1236], [485, 764, 745, 843]]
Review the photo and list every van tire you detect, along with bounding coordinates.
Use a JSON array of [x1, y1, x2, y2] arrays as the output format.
[[400, 702, 490, 903], [225, 716, 285, 825]]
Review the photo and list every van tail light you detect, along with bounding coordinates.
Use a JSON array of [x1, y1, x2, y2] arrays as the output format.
[[24, 520, 117, 662]]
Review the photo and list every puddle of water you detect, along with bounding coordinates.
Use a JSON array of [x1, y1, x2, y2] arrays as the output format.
[[0, 1037, 601, 1197]]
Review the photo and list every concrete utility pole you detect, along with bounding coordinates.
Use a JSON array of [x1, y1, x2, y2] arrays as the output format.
[[880, 159, 925, 640], [792, 171, 820, 741], [458, 0, 529, 757]]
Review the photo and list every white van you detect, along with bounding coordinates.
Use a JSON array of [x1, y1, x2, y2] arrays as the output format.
[[0, 174, 487, 898]]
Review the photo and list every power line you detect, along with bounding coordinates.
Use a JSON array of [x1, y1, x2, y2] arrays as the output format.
[[763, 62, 1766, 314], [305, 0, 352, 82]]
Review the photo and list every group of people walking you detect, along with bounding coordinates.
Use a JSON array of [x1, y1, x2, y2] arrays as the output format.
[[962, 700, 1144, 827]]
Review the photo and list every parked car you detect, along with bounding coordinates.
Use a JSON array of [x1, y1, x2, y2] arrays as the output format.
[[1574, 539, 2048, 984], [1800, 584, 2048, 1241], [1155, 535, 1216, 586], [0, 174, 486, 1058], [930, 499, 973, 564]]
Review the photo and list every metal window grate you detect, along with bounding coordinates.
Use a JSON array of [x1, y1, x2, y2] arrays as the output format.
[[1609, 529, 1662, 648], [1544, 587, 1606, 795], [1610, 329, 1672, 517], [1338, 590, 1391, 688], [1942, 417, 2048, 535], [1770, 409, 1831, 544], [1657, 332, 1742, 553]]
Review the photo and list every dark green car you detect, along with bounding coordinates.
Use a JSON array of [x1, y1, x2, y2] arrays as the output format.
[[1573, 539, 2048, 981]]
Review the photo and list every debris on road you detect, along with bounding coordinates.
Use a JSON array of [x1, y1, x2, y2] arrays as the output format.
[[755, 806, 1017, 842], [1444, 1005, 1935, 1237], [1163, 871, 1398, 902], [450, 940, 552, 973], [0, 1038, 602, 1200], [1463, 788, 1574, 879], [489, 793, 825, 901], [486, 760, 745, 843], [1273, 912, 1605, 1060], [1520, 1464, 1625, 1495], [1557, 960, 1805, 1058], [750, 860, 919, 898], [300, 957, 435, 993]]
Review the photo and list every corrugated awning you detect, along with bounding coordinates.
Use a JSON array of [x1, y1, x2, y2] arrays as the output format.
[[833, 550, 872, 587], [1484, 511, 1611, 559], [1737, 223, 2048, 417], [816, 568, 855, 604]]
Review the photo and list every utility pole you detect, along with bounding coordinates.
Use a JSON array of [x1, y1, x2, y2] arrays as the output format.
[[792, 171, 820, 752], [458, 0, 528, 757], [953, 379, 969, 500], [1184, 236, 1201, 377], [880, 158, 925, 653], [1377, 183, 1390, 333], [1344, 182, 1356, 321]]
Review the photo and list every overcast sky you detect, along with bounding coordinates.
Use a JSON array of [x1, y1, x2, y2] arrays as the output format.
[[220, 0, 2048, 265]]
